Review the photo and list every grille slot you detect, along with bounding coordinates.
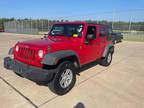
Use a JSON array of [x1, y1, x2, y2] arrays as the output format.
[[18, 46, 36, 61]]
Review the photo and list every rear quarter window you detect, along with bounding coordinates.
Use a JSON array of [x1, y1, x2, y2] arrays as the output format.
[[100, 27, 107, 37], [108, 28, 112, 40]]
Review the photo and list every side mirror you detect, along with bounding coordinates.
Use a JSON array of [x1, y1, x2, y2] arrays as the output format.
[[44, 33, 48, 38], [87, 34, 95, 40]]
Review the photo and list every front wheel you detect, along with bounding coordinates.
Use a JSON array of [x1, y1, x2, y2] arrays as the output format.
[[48, 61, 76, 95], [99, 51, 113, 66]]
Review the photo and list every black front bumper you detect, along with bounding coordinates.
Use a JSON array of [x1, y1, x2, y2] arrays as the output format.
[[4, 57, 56, 82]]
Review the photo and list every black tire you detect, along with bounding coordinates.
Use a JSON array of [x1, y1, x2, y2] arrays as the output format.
[[112, 39, 116, 44], [119, 39, 122, 43], [48, 61, 76, 95], [99, 51, 113, 66], [114, 40, 117, 44]]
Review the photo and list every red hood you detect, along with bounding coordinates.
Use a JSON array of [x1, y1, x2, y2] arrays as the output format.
[[19, 37, 81, 49], [19, 38, 54, 47]]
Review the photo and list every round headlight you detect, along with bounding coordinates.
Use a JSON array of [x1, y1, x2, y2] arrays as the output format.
[[38, 50, 43, 58], [15, 45, 19, 52]]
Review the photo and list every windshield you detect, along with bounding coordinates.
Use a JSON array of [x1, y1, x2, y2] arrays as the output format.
[[49, 24, 84, 37]]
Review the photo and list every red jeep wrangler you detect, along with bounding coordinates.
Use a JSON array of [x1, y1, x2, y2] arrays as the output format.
[[4, 21, 114, 95]]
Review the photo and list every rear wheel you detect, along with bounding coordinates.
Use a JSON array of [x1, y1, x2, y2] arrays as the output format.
[[99, 51, 113, 66], [113, 40, 117, 44], [48, 61, 76, 95]]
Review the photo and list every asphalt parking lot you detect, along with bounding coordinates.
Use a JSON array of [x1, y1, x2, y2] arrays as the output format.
[[0, 33, 144, 108]]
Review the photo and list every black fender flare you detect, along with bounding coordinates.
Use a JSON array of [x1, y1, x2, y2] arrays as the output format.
[[41, 50, 80, 66], [8, 47, 14, 55], [102, 44, 114, 57]]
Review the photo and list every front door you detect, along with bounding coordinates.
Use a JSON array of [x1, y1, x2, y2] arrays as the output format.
[[81, 25, 99, 65]]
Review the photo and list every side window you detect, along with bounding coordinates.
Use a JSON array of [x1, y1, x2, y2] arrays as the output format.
[[87, 26, 96, 39], [108, 27, 112, 40], [108, 28, 112, 36], [100, 27, 106, 37]]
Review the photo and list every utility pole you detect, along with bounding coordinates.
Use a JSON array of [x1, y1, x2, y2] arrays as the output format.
[[42, 20, 43, 32], [129, 14, 132, 32], [48, 19, 49, 32], [30, 19, 32, 34], [112, 9, 115, 30]]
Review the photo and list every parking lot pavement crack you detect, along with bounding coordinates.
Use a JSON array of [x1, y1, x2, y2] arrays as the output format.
[[38, 96, 58, 108], [76, 58, 125, 87], [0, 76, 39, 108]]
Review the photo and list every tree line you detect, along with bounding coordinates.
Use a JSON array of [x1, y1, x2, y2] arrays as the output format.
[[1, 18, 144, 31]]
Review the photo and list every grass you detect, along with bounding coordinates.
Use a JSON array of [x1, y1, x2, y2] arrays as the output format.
[[114, 30, 144, 42], [38, 31, 48, 35], [123, 34, 144, 42]]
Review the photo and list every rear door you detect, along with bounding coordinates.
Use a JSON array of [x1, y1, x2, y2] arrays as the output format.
[[99, 26, 108, 56]]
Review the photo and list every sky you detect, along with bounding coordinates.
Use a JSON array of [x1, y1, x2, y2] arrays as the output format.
[[0, 0, 144, 21]]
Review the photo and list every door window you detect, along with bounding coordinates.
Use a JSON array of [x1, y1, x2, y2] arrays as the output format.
[[87, 26, 96, 39]]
